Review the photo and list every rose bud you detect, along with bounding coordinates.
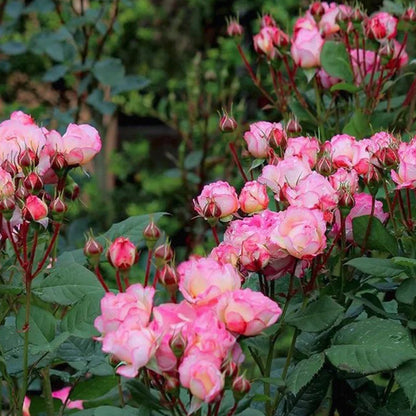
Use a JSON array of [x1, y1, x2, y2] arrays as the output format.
[[84, 236, 103, 266], [0, 197, 16, 220], [310, 2, 325, 17], [50, 197, 67, 221], [64, 180, 80, 200], [50, 152, 67, 171], [18, 148, 38, 168], [169, 331, 187, 358], [23, 172, 43, 193], [219, 112, 238, 133], [23, 195, 48, 222], [107, 237, 137, 270], [227, 19, 244, 37], [143, 220, 161, 249], [239, 181, 269, 214], [0, 168, 15, 198], [1, 160, 18, 177], [232, 374, 251, 399], [154, 243, 174, 267], [261, 14, 277, 28], [286, 118, 302, 133]]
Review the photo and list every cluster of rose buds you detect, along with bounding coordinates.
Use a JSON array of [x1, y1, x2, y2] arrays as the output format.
[[0, 111, 101, 280]]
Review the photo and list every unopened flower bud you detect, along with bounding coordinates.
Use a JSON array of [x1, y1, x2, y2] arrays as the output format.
[[203, 201, 222, 220], [18, 149, 38, 168], [23, 172, 43, 193], [364, 165, 382, 195], [221, 359, 238, 379], [377, 147, 398, 167], [64, 180, 80, 201], [51, 152, 67, 171], [227, 19, 244, 37], [50, 197, 67, 221], [310, 2, 325, 17], [352, 8, 365, 22], [165, 375, 180, 394], [261, 14, 276, 28], [0, 197, 16, 219], [403, 7, 416, 22], [84, 236, 103, 266], [107, 237, 137, 270], [143, 220, 161, 249], [169, 331, 187, 358], [286, 118, 302, 134], [23, 195, 48, 222], [339, 190, 355, 209], [154, 243, 174, 267], [219, 112, 238, 133], [232, 375, 251, 399], [15, 186, 29, 200], [316, 155, 334, 176], [1, 160, 17, 177], [157, 264, 178, 287]]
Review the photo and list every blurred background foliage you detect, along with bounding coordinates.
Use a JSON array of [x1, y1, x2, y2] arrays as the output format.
[[0, 0, 408, 259]]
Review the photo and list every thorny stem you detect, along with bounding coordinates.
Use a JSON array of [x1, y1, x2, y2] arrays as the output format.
[[144, 249, 153, 287], [211, 226, 220, 246], [228, 142, 248, 182], [94, 265, 110, 292]]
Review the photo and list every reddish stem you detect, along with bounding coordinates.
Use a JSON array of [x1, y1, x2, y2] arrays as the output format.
[[229, 142, 248, 182], [226, 402, 238, 416], [32, 222, 61, 279], [115, 270, 124, 292], [211, 226, 220, 246], [144, 249, 153, 287], [28, 230, 38, 276], [94, 265, 109, 292], [6, 221, 25, 270], [123, 271, 130, 289]]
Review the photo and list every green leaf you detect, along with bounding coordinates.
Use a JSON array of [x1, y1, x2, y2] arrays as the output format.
[[43, 64, 67, 82], [286, 354, 325, 396], [289, 99, 316, 123], [352, 215, 398, 255], [238, 410, 265, 416], [16, 305, 56, 345], [326, 317, 416, 374], [70, 375, 118, 400], [86, 89, 116, 115], [321, 41, 353, 83], [396, 360, 416, 409], [346, 257, 405, 278], [286, 296, 344, 332], [93, 58, 125, 87], [342, 110, 372, 139], [126, 379, 166, 411], [393, 257, 416, 269], [32, 263, 104, 305], [70, 405, 140, 416], [60, 294, 102, 338], [330, 82, 360, 93], [0, 41, 27, 55], [111, 75, 150, 95], [396, 278, 416, 305], [184, 150, 203, 170]]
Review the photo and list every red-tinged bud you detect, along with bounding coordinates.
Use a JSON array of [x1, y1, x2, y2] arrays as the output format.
[[346, 21, 354, 34], [310, 2, 325, 17], [203, 201, 222, 220], [15, 186, 29, 200], [271, 127, 287, 148], [157, 264, 178, 287], [261, 14, 277, 28], [51, 152, 67, 171], [165, 375, 180, 394], [84, 236, 103, 266], [232, 375, 251, 399], [1, 160, 17, 177], [376, 147, 398, 167], [352, 8, 366, 22], [0, 197, 16, 220], [18, 149, 38, 168], [221, 359, 238, 379], [23, 172, 43, 192], [143, 220, 161, 249], [107, 237, 137, 270], [23, 195, 48, 222], [286, 118, 302, 134], [403, 7, 416, 22], [50, 197, 67, 222], [272, 28, 289, 48], [219, 112, 238, 133], [154, 243, 174, 265], [227, 19, 244, 37], [64, 181, 80, 201], [316, 155, 334, 176], [169, 331, 187, 358], [338, 189, 355, 208]]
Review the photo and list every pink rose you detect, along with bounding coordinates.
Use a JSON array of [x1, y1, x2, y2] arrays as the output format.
[[365, 12, 398, 41], [239, 235, 271, 272], [24, 195, 48, 222], [107, 237, 137, 270], [177, 257, 241, 304], [333, 192, 389, 240], [239, 181, 269, 214], [209, 242, 240, 267], [284, 136, 320, 168], [367, 131, 399, 167], [319, 5, 341, 35], [216, 288, 282, 336], [329, 168, 359, 194], [94, 284, 154, 336], [329, 134, 371, 174], [293, 16, 317, 34], [48, 124, 102, 166], [52, 387, 83, 410], [259, 157, 312, 201], [194, 181, 239, 220], [384, 40, 408, 70], [0, 168, 15, 198], [391, 140, 416, 189], [253, 27, 277, 59], [243, 121, 282, 159], [270, 206, 327, 259], [179, 356, 224, 403], [23, 396, 30, 416], [291, 28, 324, 68], [317, 68, 341, 89], [285, 171, 339, 214], [102, 326, 157, 378]]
